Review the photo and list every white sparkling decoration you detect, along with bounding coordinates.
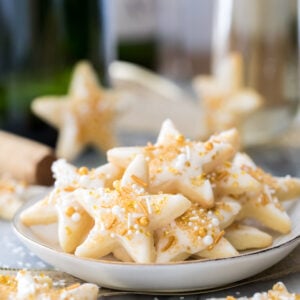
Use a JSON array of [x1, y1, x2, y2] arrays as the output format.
[[79, 175, 90, 186], [71, 212, 81, 222], [145, 196, 152, 214], [211, 217, 219, 226], [203, 235, 214, 246], [111, 205, 122, 216]]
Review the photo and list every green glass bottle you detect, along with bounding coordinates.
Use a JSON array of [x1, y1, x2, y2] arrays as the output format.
[[112, 0, 158, 71], [0, 0, 106, 146]]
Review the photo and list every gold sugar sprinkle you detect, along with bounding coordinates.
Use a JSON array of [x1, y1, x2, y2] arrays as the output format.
[[64, 186, 76, 192], [176, 134, 185, 144], [204, 141, 214, 151], [77, 166, 89, 175], [65, 206, 76, 217], [138, 216, 150, 226], [106, 215, 117, 229], [65, 226, 72, 236], [65, 283, 81, 290], [198, 227, 207, 237], [214, 230, 225, 245], [216, 171, 229, 181], [162, 236, 176, 252], [137, 201, 149, 215], [168, 167, 181, 175], [131, 175, 148, 187]]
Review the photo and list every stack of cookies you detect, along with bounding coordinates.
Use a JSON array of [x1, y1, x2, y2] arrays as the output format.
[[21, 119, 300, 263]]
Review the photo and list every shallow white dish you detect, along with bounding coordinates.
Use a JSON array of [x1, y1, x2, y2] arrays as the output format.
[[13, 199, 300, 292]]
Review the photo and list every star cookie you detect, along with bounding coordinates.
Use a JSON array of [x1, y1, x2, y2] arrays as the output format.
[[113, 197, 241, 262], [73, 154, 191, 263], [155, 197, 241, 262], [0, 270, 98, 300], [208, 282, 299, 300], [21, 159, 123, 252], [193, 52, 263, 138], [0, 175, 48, 220], [31, 61, 119, 160], [108, 119, 238, 208]]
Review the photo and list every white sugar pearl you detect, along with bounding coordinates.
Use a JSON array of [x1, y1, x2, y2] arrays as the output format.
[[211, 217, 219, 226], [79, 175, 90, 186], [111, 205, 122, 215], [203, 235, 213, 246], [71, 212, 81, 222]]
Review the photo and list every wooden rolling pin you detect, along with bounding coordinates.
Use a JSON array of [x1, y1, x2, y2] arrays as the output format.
[[0, 131, 56, 186]]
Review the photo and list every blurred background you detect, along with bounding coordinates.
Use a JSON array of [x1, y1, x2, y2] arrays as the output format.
[[0, 0, 298, 147], [0, 0, 215, 146]]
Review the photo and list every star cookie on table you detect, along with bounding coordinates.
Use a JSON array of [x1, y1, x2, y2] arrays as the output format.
[[0, 175, 48, 220], [74, 154, 191, 263], [0, 270, 98, 300], [155, 197, 241, 262], [193, 52, 263, 138], [108, 119, 238, 208], [31, 61, 119, 160], [21, 159, 123, 253], [208, 282, 299, 300]]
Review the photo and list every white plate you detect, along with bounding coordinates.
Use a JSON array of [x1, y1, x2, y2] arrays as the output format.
[[13, 199, 300, 293]]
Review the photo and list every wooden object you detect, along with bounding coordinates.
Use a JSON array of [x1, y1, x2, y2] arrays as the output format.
[[0, 131, 56, 186]]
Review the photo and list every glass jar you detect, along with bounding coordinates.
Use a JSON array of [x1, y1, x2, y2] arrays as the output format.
[[212, 0, 299, 145]]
